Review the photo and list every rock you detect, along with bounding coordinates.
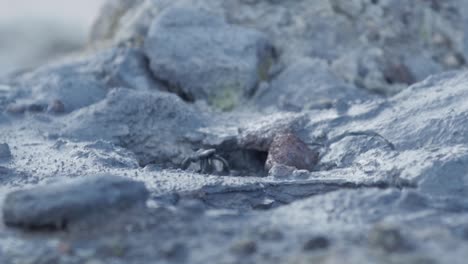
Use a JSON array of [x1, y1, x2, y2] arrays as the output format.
[[367, 71, 468, 150], [268, 164, 295, 178], [403, 53, 443, 82], [330, 0, 364, 19], [144, 6, 275, 110], [332, 48, 409, 95], [0, 143, 11, 160], [321, 132, 395, 168], [254, 58, 370, 112], [265, 133, 319, 172], [257, 228, 284, 241], [230, 239, 257, 256], [369, 224, 411, 253], [8, 46, 160, 113], [382, 61, 415, 85], [92, 0, 468, 96], [6, 103, 45, 114], [303, 236, 330, 251], [61, 88, 208, 166], [159, 242, 188, 261], [2, 175, 149, 229], [11, 61, 107, 113], [47, 100, 65, 114], [238, 113, 308, 151]]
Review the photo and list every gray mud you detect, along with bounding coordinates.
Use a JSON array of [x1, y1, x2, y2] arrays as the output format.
[[2, 0, 468, 263]]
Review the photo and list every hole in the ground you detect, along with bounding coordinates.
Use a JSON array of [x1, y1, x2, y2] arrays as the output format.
[[220, 149, 268, 176]]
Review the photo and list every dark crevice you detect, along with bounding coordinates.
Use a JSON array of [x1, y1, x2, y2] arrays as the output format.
[[219, 149, 268, 176], [6, 218, 69, 231]]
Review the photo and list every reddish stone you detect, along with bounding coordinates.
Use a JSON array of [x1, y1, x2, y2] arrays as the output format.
[[265, 133, 319, 172], [47, 100, 66, 114]]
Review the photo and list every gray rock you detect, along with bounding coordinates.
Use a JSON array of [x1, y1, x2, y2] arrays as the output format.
[[8, 46, 160, 113], [268, 164, 295, 178], [255, 58, 370, 112], [0, 143, 11, 160], [368, 224, 412, 253], [144, 6, 274, 110], [302, 236, 330, 251], [2, 175, 148, 228], [230, 239, 257, 256], [365, 71, 468, 150], [330, 0, 364, 19], [322, 132, 395, 168], [61, 88, 208, 166], [93, 0, 468, 95], [403, 53, 443, 83], [332, 48, 411, 95]]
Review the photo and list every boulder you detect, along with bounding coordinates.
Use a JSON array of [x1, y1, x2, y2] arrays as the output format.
[[144, 7, 274, 110], [3, 175, 149, 229], [61, 88, 208, 166]]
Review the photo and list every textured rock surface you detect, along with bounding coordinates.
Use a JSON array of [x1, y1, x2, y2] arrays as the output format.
[[91, 0, 468, 95], [0, 143, 11, 160], [60, 88, 209, 166], [144, 6, 274, 110], [265, 133, 319, 172], [254, 58, 371, 112], [3, 175, 148, 228], [1, 1, 468, 263], [4, 46, 160, 113]]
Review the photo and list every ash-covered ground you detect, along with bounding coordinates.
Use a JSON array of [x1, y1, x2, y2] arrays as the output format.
[[2, 0, 468, 263]]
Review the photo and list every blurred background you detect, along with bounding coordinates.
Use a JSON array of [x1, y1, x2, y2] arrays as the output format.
[[0, 0, 104, 77]]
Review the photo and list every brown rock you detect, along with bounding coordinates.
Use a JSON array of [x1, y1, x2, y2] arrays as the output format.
[[47, 100, 65, 114], [265, 133, 319, 172]]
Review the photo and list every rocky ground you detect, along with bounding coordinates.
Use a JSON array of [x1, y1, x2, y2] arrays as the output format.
[[1, 0, 468, 263]]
